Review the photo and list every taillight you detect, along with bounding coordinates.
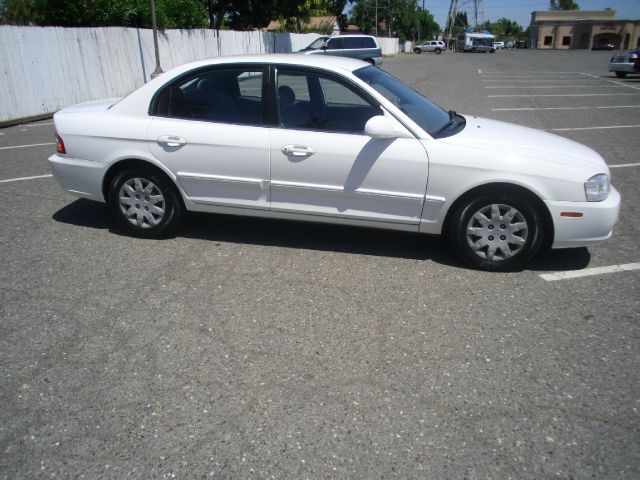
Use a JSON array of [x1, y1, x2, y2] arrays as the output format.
[[55, 133, 66, 154]]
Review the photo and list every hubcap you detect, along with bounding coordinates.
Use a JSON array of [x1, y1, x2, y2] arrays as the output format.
[[465, 204, 528, 261], [118, 178, 165, 229]]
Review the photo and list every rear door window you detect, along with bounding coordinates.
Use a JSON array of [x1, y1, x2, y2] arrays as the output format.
[[343, 37, 361, 49], [152, 67, 265, 125]]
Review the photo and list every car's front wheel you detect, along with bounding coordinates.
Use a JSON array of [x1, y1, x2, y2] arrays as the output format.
[[413, 48, 422, 54], [435, 48, 442, 54], [615, 71, 628, 78], [108, 168, 184, 238], [449, 194, 544, 271]]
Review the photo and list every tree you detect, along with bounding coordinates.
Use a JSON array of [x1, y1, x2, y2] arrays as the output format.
[[1, 0, 43, 25], [482, 17, 524, 40], [0, 0, 209, 28], [549, 0, 580, 10], [349, 0, 440, 42]]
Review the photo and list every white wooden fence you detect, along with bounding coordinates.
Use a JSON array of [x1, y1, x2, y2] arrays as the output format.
[[0, 26, 399, 124]]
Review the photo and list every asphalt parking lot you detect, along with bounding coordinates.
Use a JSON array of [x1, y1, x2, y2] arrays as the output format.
[[1, 49, 639, 478]]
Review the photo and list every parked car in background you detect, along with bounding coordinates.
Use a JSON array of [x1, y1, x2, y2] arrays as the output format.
[[609, 49, 640, 78], [493, 41, 505, 50], [514, 40, 528, 48], [593, 40, 616, 51], [505, 41, 514, 49], [413, 40, 446, 54], [49, 54, 620, 272], [299, 35, 382, 66]]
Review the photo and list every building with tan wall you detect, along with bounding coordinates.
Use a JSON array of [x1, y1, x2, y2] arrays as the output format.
[[530, 10, 640, 50]]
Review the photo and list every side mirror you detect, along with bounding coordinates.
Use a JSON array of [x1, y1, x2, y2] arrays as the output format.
[[364, 115, 401, 139]]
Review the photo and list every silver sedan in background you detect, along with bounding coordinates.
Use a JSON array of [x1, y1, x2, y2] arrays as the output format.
[[609, 49, 640, 78]]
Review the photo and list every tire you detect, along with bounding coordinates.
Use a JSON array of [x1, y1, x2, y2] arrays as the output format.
[[448, 193, 544, 271], [413, 48, 422, 54], [435, 48, 442, 54], [108, 168, 184, 238], [615, 71, 627, 78]]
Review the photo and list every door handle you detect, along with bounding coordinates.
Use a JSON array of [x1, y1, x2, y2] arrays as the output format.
[[281, 144, 316, 157], [157, 135, 187, 147]]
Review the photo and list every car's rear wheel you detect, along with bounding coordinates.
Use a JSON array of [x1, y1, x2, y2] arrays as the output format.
[[435, 48, 442, 54], [615, 71, 628, 78], [413, 48, 422, 54], [449, 194, 544, 271], [108, 168, 183, 238]]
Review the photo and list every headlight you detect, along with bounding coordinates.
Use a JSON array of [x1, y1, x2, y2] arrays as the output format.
[[584, 174, 610, 202]]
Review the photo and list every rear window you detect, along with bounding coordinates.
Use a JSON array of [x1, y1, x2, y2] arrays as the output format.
[[361, 37, 376, 48]]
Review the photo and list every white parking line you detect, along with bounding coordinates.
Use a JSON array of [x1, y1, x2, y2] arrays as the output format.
[[493, 105, 640, 111], [0, 174, 53, 184], [481, 71, 585, 74], [580, 72, 640, 91], [0, 142, 55, 150], [483, 79, 586, 82], [24, 122, 55, 127], [539, 263, 640, 281], [488, 93, 640, 98], [485, 85, 626, 89], [552, 125, 640, 131], [609, 162, 640, 168]]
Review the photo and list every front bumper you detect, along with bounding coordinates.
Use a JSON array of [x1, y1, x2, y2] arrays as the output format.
[[49, 154, 107, 202], [546, 187, 621, 249]]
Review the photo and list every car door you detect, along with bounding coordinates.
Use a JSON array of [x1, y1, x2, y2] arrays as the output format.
[[269, 66, 430, 225], [324, 37, 348, 58], [147, 65, 270, 209]]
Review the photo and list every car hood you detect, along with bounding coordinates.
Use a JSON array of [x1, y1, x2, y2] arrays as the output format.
[[439, 115, 608, 173]]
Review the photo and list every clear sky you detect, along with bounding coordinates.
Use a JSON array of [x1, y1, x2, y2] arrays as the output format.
[[348, 1, 640, 30]]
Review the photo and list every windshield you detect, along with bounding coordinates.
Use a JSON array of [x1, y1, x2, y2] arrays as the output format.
[[353, 66, 451, 136], [305, 37, 328, 50]]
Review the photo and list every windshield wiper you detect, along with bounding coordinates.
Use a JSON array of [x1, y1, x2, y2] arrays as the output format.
[[432, 110, 459, 137]]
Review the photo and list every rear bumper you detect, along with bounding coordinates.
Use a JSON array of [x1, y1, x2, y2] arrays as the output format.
[[608, 62, 636, 73], [49, 154, 107, 202], [546, 187, 621, 249]]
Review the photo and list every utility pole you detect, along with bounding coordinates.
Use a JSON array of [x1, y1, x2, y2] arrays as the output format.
[[388, 0, 391, 38], [473, 0, 478, 29], [150, 0, 163, 79], [446, 0, 459, 50]]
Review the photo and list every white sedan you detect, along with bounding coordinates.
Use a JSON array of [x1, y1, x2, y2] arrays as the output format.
[[49, 54, 620, 271]]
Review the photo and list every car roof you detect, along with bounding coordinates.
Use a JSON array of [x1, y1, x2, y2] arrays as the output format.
[[159, 53, 371, 78], [110, 53, 383, 119]]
